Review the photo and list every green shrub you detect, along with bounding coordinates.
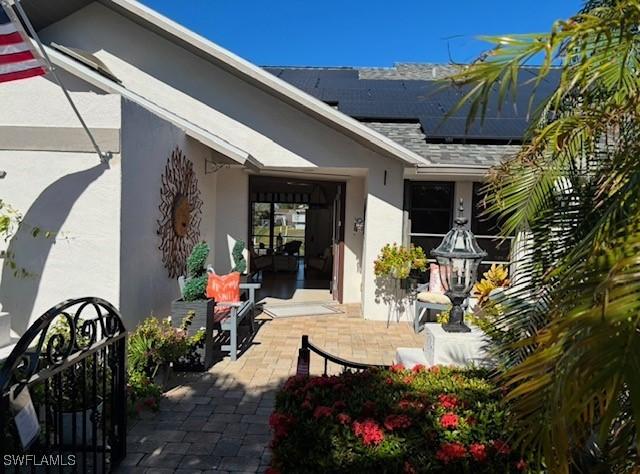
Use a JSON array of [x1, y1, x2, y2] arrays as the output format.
[[231, 240, 247, 274], [182, 274, 207, 302], [269, 365, 531, 473], [127, 371, 162, 416], [127, 313, 205, 417], [186, 241, 209, 278], [183, 242, 210, 301]]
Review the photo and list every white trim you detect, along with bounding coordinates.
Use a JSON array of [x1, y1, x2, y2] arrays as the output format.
[[0, 125, 120, 153], [47, 47, 256, 167], [105, 0, 430, 167], [412, 164, 491, 178]]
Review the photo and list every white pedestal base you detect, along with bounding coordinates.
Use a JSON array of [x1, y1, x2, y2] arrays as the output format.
[[423, 323, 489, 367], [395, 347, 429, 368]]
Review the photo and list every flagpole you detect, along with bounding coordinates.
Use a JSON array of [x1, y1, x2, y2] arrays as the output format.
[[8, 0, 111, 163]]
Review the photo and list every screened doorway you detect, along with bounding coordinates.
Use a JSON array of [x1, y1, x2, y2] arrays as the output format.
[[248, 176, 345, 304]]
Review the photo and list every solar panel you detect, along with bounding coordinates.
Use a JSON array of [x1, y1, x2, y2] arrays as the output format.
[[264, 66, 559, 141]]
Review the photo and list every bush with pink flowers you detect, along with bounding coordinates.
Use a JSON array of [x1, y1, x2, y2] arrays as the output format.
[[268, 365, 530, 473]]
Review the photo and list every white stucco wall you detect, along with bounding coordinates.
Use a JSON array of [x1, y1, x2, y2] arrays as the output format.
[[0, 75, 122, 334], [343, 177, 365, 304], [119, 101, 216, 329], [0, 76, 118, 128], [362, 163, 408, 321], [212, 167, 248, 273]]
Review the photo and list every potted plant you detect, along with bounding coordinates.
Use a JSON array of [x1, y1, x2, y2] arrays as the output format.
[[373, 243, 428, 289], [171, 242, 214, 334], [128, 313, 204, 389], [126, 313, 204, 416]]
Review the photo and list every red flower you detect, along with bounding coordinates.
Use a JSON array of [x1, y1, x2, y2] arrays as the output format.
[[385, 377, 394, 385], [333, 400, 346, 411], [435, 442, 467, 464], [438, 394, 460, 410], [493, 439, 511, 455], [390, 363, 405, 373], [516, 459, 528, 471], [353, 419, 385, 446], [269, 412, 296, 440], [383, 414, 412, 431], [402, 375, 415, 385], [469, 443, 487, 462], [337, 413, 351, 425], [313, 405, 333, 419], [440, 412, 460, 429], [412, 364, 426, 373], [429, 365, 441, 374]]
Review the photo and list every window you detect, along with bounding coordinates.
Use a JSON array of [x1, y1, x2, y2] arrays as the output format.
[[251, 203, 272, 254], [406, 181, 454, 255], [405, 180, 514, 281], [250, 202, 309, 256], [471, 182, 513, 274]]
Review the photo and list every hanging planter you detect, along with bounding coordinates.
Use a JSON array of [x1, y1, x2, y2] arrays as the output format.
[[373, 243, 428, 286]]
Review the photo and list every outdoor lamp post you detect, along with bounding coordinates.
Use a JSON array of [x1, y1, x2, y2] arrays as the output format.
[[431, 199, 486, 333]]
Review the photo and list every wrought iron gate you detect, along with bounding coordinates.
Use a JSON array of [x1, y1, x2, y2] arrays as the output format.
[[0, 298, 127, 473]]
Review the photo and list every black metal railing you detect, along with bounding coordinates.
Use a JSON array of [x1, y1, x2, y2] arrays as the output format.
[[0, 297, 127, 473], [296, 335, 389, 376]]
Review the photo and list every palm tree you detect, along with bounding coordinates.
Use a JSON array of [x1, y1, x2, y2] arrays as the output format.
[[449, 0, 640, 471]]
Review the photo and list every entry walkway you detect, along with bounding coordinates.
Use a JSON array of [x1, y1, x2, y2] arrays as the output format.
[[118, 309, 423, 473]]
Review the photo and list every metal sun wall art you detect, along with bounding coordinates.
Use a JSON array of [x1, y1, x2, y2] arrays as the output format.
[[157, 147, 203, 278]]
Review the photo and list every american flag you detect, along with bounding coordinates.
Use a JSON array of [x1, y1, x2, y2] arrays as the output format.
[[0, 2, 47, 83]]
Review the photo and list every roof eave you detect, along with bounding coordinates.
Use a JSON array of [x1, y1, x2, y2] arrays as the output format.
[[47, 47, 257, 168], [101, 0, 431, 167]]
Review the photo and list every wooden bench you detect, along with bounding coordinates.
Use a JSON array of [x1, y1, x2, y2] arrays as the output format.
[[204, 282, 259, 366]]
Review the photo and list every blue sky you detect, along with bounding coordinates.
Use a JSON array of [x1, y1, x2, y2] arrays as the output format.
[[140, 1, 583, 67]]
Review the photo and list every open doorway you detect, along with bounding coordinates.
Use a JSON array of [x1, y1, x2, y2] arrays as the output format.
[[248, 175, 345, 304]]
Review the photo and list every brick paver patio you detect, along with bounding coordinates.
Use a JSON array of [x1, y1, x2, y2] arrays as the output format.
[[117, 306, 423, 473]]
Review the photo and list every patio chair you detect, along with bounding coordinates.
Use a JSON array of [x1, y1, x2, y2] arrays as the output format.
[[413, 263, 452, 333], [204, 271, 256, 365], [249, 243, 273, 272]]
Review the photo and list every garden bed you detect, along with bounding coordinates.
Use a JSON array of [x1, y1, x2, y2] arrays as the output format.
[[268, 365, 528, 473]]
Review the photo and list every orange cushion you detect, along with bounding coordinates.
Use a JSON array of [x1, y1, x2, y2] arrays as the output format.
[[206, 271, 241, 303]]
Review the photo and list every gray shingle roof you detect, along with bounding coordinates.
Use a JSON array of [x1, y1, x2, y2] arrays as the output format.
[[263, 63, 541, 167], [364, 122, 519, 167]]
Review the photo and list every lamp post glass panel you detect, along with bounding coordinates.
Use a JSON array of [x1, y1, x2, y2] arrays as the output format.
[[431, 199, 486, 333]]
